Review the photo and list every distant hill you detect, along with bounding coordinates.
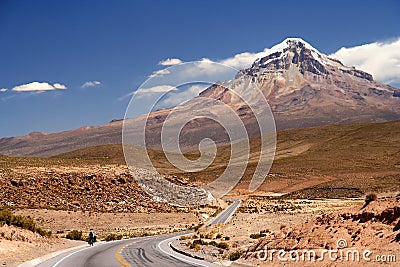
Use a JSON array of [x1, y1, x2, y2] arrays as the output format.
[[1, 38, 399, 157], [53, 120, 400, 197]]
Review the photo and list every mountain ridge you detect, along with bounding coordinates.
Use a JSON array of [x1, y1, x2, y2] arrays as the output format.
[[1, 38, 399, 157]]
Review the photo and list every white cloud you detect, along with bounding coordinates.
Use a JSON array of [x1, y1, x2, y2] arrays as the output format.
[[219, 49, 271, 69], [133, 85, 177, 99], [147, 49, 271, 81], [127, 37, 400, 104], [158, 58, 183, 66], [330, 38, 400, 85], [154, 38, 400, 86], [81, 81, 102, 88], [161, 84, 209, 107], [12, 82, 67, 92], [0, 88, 7, 92], [149, 69, 171, 78], [53, 83, 67, 89]]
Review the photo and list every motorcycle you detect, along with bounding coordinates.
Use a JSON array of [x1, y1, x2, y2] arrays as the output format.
[[88, 236, 96, 246]]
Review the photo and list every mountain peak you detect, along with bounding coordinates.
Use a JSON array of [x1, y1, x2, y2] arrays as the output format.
[[272, 37, 317, 53], [245, 37, 377, 82]]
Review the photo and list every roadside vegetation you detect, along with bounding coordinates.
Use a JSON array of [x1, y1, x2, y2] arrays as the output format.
[[249, 229, 269, 239], [187, 238, 230, 250], [104, 233, 123, 241], [0, 209, 52, 237], [65, 230, 83, 240], [362, 193, 378, 209]]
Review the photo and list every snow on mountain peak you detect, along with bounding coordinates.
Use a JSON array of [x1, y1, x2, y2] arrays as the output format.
[[270, 37, 317, 53], [252, 37, 340, 70]]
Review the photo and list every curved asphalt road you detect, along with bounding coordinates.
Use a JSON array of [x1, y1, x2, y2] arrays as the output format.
[[35, 200, 241, 267]]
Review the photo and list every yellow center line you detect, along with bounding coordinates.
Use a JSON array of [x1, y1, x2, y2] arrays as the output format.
[[115, 238, 150, 267], [116, 241, 135, 267]]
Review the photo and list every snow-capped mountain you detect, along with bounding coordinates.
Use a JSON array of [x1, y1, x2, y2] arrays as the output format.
[[200, 38, 400, 129], [1, 38, 399, 156]]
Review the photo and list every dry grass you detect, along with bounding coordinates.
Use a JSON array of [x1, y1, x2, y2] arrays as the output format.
[[52, 120, 400, 197]]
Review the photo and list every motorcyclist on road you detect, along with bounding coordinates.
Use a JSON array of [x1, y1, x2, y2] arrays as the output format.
[[88, 229, 96, 246]]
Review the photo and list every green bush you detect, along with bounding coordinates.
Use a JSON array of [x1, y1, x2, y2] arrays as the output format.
[[216, 242, 229, 249], [11, 215, 36, 232], [229, 250, 242, 261], [66, 230, 83, 240], [250, 232, 267, 239], [209, 240, 217, 246], [0, 209, 13, 225], [189, 239, 209, 248], [36, 227, 52, 238], [0, 209, 51, 237], [189, 223, 204, 231], [105, 233, 123, 241]]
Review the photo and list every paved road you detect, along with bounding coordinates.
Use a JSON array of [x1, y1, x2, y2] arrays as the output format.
[[206, 200, 241, 225], [35, 199, 241, 267]]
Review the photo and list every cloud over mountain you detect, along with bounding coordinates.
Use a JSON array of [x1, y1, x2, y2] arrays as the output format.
[[330, 38, 400, 85]]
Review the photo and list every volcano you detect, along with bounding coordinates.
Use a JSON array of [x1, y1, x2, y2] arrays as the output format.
[[1, 38, 399, 157], [200, 38, 400, 129]]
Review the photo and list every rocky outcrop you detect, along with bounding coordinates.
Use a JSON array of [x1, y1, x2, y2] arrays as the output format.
[[245, 198, 400, 263]]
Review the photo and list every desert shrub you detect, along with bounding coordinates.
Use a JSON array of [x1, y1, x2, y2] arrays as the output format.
[[211, 208, 223, 217], [179, 235, 190, 240], [215, 233, 222, 239], [365, 193, 377, 204], [205, 233, 213, 239], [11, 215, 36, 232], [0, 209, 51, 237], [250, 233, 261, 239], [209, 240, 217, 246], [395, 232, 400, 242], [189, 223, 204, 231], [216, 242, 229, 249], [0, 209, 13, 225], [229, 250, 242, 261], [362, 193, 378, 209], [194, 239, 208, 245], [189, 239, 209, 248], [36, 227, 52, 238], [105, 233, 123, 241], [250, 230, 268, 239], [224, 236, 230, 241], [66, 230, 83, 240]]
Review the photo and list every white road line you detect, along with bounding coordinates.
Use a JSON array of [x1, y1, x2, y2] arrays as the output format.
[[157, 234, 214, 267], [52, 246, 91, 267]]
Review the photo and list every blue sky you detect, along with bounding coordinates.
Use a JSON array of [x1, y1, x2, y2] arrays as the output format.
[[0, 0, 399, 137]]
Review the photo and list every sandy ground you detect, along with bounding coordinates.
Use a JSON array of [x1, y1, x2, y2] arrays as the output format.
[[1, 208, 215, 267], [174, 198, 366, 264], [14, 209, 212, 239], [0, 224, 85, 267]]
